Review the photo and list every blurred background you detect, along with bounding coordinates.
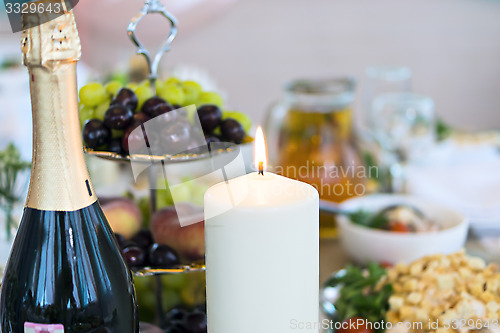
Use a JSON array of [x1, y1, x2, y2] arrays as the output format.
[[1, 0, 500, 150], [1, 1, 500, 326]]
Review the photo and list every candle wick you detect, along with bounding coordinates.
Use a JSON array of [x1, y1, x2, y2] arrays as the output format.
[[258, 161, 264, 176]]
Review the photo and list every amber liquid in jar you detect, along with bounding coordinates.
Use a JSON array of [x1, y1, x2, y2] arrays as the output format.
[[271, 79, 365, 238]]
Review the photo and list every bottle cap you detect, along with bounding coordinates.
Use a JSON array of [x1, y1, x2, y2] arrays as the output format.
[[22, 0, 81, 67]]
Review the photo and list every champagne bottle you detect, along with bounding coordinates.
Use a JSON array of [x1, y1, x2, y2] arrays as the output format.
[[0, 2, 139, 332]]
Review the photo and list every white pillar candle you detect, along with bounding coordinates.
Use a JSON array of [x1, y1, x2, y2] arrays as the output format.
[[204, 128, 319, 333]]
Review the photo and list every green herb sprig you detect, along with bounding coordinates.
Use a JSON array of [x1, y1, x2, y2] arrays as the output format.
[[348, 209, 389, 230], [325, 263, 392, 326], [0, 143, 31, 239]]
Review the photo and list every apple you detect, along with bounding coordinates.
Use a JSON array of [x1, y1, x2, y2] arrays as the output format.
[[100, 197, 143, 239], [151, 205, 205, 261]]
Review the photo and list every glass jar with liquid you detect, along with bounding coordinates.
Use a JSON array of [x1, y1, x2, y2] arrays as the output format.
[[265, 78, 365, 238]]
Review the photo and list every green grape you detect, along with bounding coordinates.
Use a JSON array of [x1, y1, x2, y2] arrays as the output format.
[[162, 289, 182, 311], [212, 127, 221, 137], [105, 80, 123, 98], [183, 80, 202, 93], [180, 272, 206, 306], [157, 177, 169, 189], [182, 85, 200, 106], [134, 276, 155, 323], [111, 129, 124, 139], [161, 274, 188, 290], [157, 190, 173, 208], [133, 275, 153, 293], [109, 72, 128, 85], [138, 197, 151, 227], [79, 82, 108, 107], [165, 77, 181, 86], [126, 82, 139, 90], [169, 183, 191, 203], [79, 105, 95, 127], [139, 79, 150, 87], [155, 80, 166, 96], [135, 85, 154, 110], [191, 183, 209, 206], [158, 83, 185, 106], [184, 105, 198, 122], [94, 101, 110, 120], [156, 178, 174, 207], [223, 111, 252, 133], [197, 91, 224, 108]]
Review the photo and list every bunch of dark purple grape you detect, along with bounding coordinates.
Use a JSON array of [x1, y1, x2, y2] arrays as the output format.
[[115, 229, 180, 270], [82, 88, 247, 155], [163, 306, 207, 333]]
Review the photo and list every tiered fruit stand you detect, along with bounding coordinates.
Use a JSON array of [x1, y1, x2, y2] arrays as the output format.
[[84, 0, 231, 326]]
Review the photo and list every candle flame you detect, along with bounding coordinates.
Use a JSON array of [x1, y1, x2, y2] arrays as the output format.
[[254, 127, 267, 174]]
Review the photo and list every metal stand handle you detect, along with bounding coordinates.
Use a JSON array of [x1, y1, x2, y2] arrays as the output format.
[[127, 1, 178, 326], [127, 0, 178, 87]]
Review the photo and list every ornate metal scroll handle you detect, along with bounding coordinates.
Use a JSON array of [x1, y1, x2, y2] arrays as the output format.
[[127, 0, 177, 86]]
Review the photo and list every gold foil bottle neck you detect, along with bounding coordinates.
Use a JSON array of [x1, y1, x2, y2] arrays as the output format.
[[22, 0, 97, 211], [22, 0, 81, 68]]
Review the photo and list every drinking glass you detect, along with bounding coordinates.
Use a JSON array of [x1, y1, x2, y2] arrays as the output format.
[[363, 66, 412, 133], [371, 93, 435, 193]]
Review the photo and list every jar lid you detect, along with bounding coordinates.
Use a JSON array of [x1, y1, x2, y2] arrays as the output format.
[[285, 77, 355, 110]]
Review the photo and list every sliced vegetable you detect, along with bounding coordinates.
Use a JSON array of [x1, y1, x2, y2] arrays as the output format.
[[338, 317, 375, 333], [389, 222, 411, 233]]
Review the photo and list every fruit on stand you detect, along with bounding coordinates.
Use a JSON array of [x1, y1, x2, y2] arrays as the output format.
[[162, 289, 182, 313], [197, 91, 223, 108], [107, 139, 124, 154], [183, 312, 207, 333], [82, 119, 110, 149], [132, 228, 155, 249], [78, 78, 253, 155], [163, 307, 207, 333], [114, 233, 127, 248], [142, 96, 173, 118], [133, 276, 157, 323], [155, 178, 210, 210], [151, 206, 205, 261], [222, 110, 252, 133], [220, 118, 245, 144], [96, 186, 207, 331], [133, 273, 206, 330], [122, 246, 147, 267], [103, 105, 134, 130], [79, 82, 108, 107], [101, 197, 143, 239], [138, 196, 152, 225], [138, 322, 163, 333], [164, 273, 205, 309], [112, 87, 138, 111], [197, 104, 222, 133], [115, 229, 181, 269], [105, 80, 123, 97], [149, 244, 181, 267], [79, 77, 236, 332]]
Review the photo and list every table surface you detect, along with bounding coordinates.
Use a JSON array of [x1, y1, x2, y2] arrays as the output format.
[[319, 239, 348, 285]]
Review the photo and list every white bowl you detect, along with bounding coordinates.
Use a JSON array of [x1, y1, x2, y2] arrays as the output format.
[[337, 194, 469, 265]]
